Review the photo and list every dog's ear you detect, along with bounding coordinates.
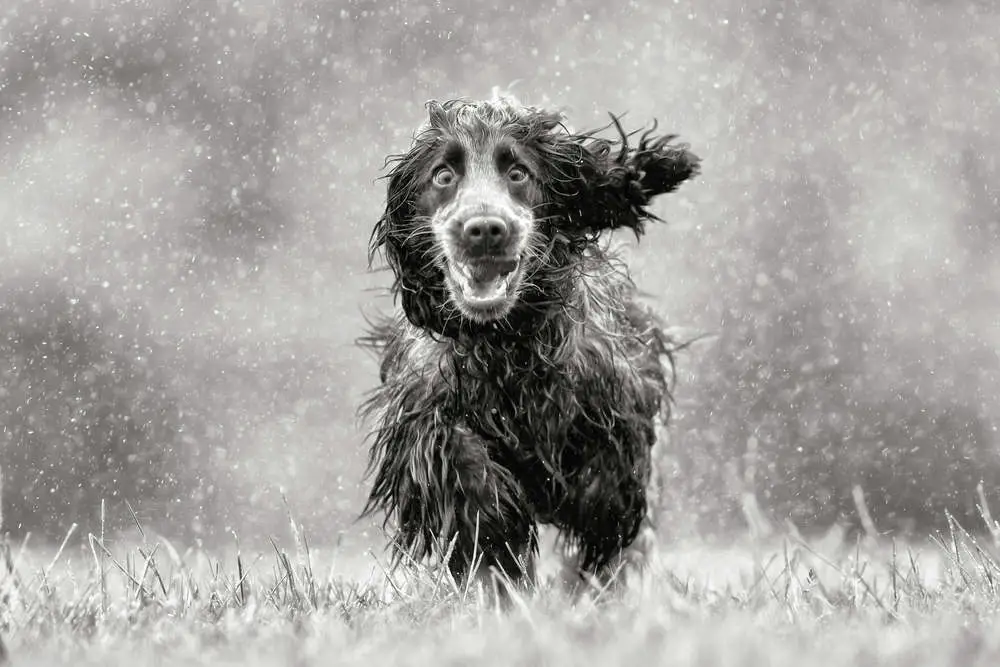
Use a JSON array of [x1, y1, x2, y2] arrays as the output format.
[[370, 141, 453, 334], [624, 121, 701, 199], [528, 115, 699, 240], [586, 116, 701, 237], [538, 116, 700, 239]]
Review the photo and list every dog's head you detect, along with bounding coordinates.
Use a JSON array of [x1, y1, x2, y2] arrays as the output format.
[[370, 94, 700, 335]]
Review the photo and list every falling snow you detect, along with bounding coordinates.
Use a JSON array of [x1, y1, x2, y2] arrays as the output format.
[[0, 0, 998, 549]]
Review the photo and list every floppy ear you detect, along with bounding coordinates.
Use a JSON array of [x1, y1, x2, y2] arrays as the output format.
[[536, 115, 700, 239], [369, 99, 452, 276], [589, 116, 700, 236], [369, 136, 452, 334], [620, 119, 701, 198]]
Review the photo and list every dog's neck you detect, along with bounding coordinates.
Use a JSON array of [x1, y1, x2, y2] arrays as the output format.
[[429, 284, 588, 385]]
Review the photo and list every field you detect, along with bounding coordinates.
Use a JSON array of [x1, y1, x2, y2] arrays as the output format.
[[5, 518, 1000, 666]]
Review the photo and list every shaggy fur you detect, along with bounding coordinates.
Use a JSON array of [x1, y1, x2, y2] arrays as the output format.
[[360, 95, 700, 588]]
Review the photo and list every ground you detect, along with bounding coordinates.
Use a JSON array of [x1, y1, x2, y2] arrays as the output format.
[[3, 519, 1000, 666]]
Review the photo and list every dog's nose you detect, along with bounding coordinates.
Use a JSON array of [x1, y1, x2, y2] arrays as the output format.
[[461, 216, 509, 256]]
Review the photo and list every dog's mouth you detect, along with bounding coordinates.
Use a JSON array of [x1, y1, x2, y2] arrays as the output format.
[[445, 257, 523, 317]]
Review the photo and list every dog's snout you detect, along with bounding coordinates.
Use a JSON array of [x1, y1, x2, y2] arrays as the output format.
[[461, 216, 509, 256]]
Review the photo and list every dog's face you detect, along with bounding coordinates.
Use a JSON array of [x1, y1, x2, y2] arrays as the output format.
[[371, 97, 701, 334], [416, 122, 545, 322]]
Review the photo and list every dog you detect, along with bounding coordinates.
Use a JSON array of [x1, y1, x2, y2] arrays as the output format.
[[360, 93, 699, 592]]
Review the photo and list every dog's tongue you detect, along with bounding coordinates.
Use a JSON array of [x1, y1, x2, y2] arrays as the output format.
[[462, 260, 518, 299], [469, 260, 514, 283]]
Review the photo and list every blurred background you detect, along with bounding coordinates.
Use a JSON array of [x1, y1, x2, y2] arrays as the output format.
[[0, 0, 997, 549]]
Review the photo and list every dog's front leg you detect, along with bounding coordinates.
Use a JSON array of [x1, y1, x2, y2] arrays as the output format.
[[364, 398, 537, 593], [443, 425, 538, 592]]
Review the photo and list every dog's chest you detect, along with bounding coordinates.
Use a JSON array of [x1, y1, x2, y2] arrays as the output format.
[[450, 345, 581, 448]]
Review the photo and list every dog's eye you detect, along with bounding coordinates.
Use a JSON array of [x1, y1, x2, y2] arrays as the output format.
[[507, 165, 529, 183], [432, 166, 455, 187]]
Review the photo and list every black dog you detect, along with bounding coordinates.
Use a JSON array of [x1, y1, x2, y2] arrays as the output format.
[[361, 94, 699, 589]]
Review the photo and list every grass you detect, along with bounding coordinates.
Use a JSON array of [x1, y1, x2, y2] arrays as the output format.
[[4, 506, 1000, 667]]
